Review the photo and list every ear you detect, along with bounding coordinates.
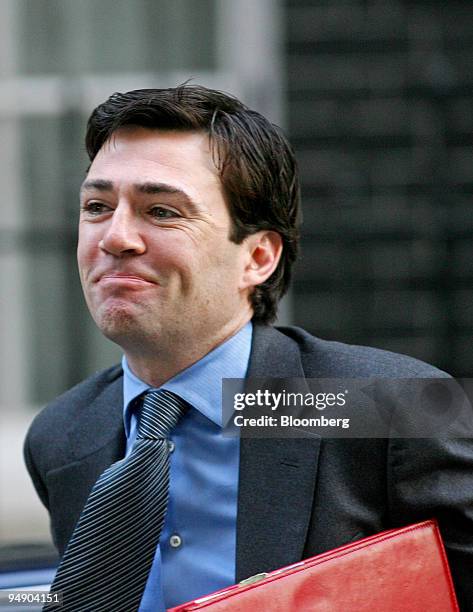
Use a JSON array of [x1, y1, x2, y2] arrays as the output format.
[[240, 231, 283, 291]]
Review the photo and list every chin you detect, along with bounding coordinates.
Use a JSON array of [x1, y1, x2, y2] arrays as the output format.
[[93, 303, 145, 340]]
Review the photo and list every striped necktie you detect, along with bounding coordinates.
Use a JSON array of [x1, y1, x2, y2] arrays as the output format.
[[45, 389, 188, 612]]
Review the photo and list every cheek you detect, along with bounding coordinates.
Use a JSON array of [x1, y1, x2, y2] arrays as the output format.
[[77, 231, 100, 276], [149, 234, 196, 277], [198, 244, 246, 297]]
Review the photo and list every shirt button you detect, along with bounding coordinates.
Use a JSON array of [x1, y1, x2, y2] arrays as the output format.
[[168, 440, 175, 453], [169, 534, 182, 548]]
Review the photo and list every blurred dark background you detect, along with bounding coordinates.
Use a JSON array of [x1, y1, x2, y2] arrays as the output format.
[[287, 1, 473, 378]]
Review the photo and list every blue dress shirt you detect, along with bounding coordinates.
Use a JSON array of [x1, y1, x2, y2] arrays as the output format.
[[122, 322, 252, 611]]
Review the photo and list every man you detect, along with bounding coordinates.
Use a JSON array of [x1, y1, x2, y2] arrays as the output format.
[[24, 85, 473, 610]]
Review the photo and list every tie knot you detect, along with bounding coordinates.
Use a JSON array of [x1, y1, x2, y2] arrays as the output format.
[[137, 390, 188, 439]]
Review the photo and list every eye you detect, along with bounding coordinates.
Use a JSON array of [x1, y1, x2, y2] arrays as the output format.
[[81, 201, 110, 215], [149, 206, 179, 219]]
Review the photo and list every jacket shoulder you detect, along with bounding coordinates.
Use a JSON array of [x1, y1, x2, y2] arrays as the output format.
[[25, 364, 123, 449], [275, 326, 450, 378], [23, 365, 123, 508]]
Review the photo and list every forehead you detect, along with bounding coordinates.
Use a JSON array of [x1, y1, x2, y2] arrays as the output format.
[[84, 127, 222, 199]]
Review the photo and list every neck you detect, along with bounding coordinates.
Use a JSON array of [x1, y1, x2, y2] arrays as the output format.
[[123, 315, 252, 387]]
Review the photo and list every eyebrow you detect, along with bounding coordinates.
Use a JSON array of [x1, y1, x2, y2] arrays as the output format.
[[135, 182, 183, 197], [80, 180, 200, 213], [81, 179, 114, 192]]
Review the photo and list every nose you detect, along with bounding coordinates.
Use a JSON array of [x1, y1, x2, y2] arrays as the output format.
[[100, 204, 146, 256]]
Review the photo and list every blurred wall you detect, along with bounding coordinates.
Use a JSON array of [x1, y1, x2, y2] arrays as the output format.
[[286, 1, 473, 378]]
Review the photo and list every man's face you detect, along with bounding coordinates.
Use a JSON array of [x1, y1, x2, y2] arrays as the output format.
[[78, 127, 255, 358]]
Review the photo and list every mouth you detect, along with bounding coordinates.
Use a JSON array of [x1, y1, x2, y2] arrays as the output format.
[[97, 273, 158, 286]]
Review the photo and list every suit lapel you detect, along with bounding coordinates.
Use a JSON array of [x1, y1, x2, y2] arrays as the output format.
[[51, 371, 125, 554], [66, 371, 125, 464], [236, 325, 321, 581]]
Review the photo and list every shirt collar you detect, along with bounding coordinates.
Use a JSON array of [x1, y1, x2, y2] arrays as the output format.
[[122, 321, 253, 432]]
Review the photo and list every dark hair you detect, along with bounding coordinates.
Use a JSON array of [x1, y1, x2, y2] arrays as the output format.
[[85, 84, 300, 324]]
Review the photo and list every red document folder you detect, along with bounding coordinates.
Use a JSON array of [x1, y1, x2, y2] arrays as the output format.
[[168, 520, 459, 611]]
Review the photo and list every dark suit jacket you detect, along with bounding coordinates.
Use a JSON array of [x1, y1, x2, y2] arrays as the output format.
[[24, 325, 473, 608]]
